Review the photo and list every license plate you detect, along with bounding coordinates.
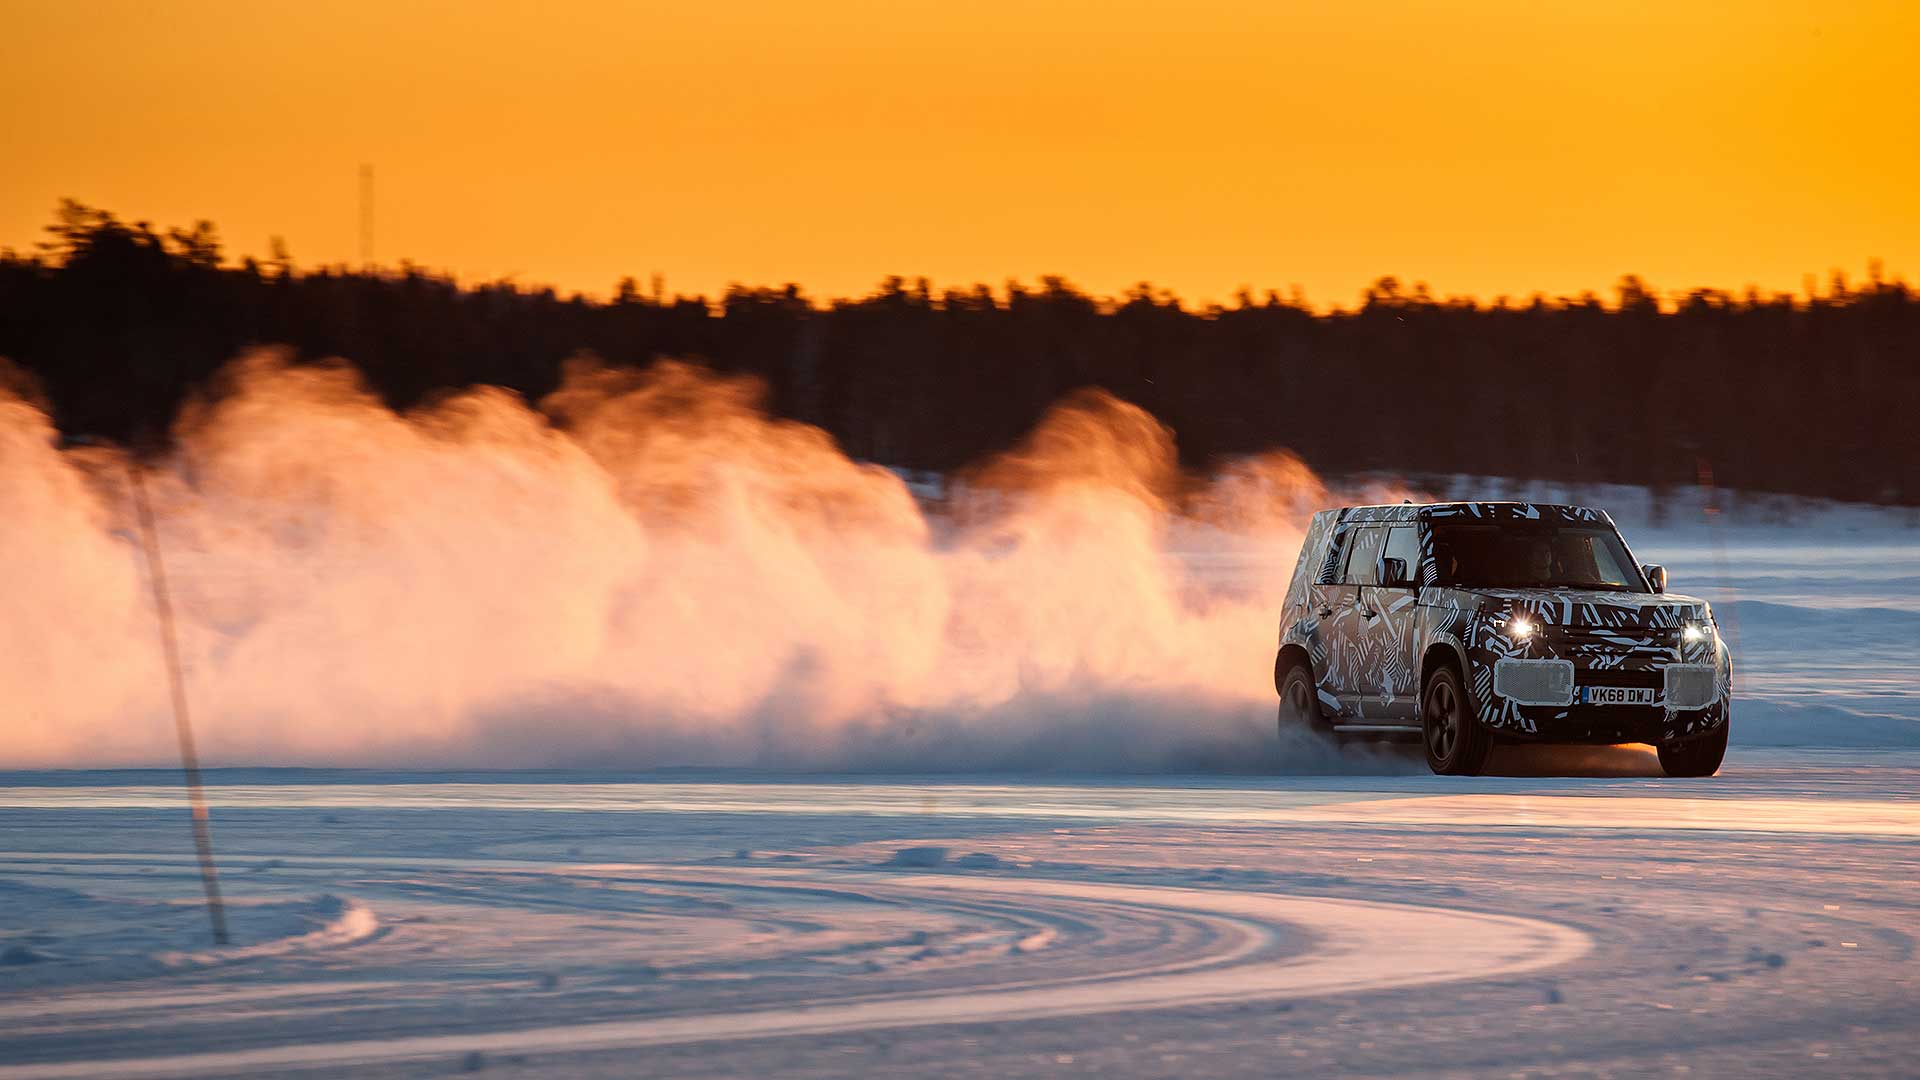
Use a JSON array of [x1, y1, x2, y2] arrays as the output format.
[[1580, 685, 1660, 706]]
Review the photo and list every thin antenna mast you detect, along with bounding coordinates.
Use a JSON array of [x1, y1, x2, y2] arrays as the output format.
[[359, 163, 375, 269], [128, 460, 229, 946]]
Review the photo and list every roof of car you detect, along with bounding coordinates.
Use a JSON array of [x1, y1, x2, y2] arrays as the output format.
[[1331, 501, 1614, 525]]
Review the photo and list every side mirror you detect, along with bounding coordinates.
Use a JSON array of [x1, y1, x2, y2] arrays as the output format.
[[1380, 556, 1411, 588], [1641, 563, 1667, 593]]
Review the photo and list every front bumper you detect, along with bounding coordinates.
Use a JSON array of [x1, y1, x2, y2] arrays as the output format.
[[1471, 651, 1733, 744], [1496, 697, 1729, 745]]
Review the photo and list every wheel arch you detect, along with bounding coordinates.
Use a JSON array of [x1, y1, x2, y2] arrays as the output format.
[[1274, 643, 1315, 695], [1419, 637, 1470, 696]]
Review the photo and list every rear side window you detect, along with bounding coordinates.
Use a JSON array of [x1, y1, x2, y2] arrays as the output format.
[[1317, 528, 1350, 584], [1381, 525, 1418, 585], [1342, 526, 1387, 584]]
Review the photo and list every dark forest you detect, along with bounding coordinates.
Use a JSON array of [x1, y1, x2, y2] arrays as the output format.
[[3, 202, 1914, 504]]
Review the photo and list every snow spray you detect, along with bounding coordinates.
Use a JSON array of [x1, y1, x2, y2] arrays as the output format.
[[0, 351, 1420, 772]]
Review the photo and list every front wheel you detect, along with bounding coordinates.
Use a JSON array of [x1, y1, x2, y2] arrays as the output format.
[[1423, 663, 1490, 775], [1658, 720, 1729, 777]]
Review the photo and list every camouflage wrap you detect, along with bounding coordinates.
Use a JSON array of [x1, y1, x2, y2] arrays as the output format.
[[1277, 501, 1733, 745]]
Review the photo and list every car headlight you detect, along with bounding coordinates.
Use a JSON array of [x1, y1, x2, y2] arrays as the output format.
[[1681, 620, 1711, 644], [1505, 614, 1537, 641]]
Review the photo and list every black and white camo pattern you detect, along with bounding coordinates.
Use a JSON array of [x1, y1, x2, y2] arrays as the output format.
[[1277, 502, 1732, 743]]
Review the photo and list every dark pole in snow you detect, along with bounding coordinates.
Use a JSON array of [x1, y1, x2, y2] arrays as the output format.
[[128, 459, 230, 946]]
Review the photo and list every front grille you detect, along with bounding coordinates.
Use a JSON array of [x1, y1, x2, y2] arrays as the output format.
[[1541, 625, 1678, 660], [1547, 624, 1679, 643]]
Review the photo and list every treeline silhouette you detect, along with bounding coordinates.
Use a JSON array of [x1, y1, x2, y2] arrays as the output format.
[[3, 201, 1915, 504]]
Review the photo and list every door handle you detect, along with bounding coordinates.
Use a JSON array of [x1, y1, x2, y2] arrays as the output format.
[[1316, 606, 1333, 618], [1356, 585, 1378, 618]]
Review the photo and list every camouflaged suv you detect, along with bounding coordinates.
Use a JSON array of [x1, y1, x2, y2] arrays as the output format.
[[1273, 502, 1732, 776]]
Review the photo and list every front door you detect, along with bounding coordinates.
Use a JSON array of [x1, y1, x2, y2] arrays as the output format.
[[1352, 523, 1421, 719]]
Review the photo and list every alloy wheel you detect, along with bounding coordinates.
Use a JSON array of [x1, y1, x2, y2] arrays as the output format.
[[1425, 678, 1459, 761], [1281, 674, 1314, 725]]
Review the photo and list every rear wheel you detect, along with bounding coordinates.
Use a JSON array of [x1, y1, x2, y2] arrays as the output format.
[[1658, 720, 1729, 777], [1276, 658, 1321, 736], [1423, 663, 1490, 775]]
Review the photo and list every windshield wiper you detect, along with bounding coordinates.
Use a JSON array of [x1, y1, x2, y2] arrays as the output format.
[[1436, 581, 1635, 592], [1496, 581, 1638, 592]]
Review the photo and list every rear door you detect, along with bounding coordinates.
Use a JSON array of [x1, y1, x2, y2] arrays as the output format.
[[1322, 524, 1387, 711]]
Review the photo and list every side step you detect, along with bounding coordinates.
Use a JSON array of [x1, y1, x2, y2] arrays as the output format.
[[1332, 723, 1422, 735]]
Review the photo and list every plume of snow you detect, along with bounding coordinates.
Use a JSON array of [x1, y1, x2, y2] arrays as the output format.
[[0, 351, 1418, 772]]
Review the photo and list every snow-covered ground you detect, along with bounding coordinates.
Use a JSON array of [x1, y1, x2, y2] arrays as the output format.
[[2, 756, 1918, 1078]]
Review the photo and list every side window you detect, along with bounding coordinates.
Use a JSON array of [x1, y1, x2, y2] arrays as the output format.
[[1382, 526, 1418, 586], [1318, 528, 1351, 584], [1416, 522, 1440, 586], [1342, 527, 1387, 585]]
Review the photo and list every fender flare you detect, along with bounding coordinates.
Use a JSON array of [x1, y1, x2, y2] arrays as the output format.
[[1418, 633, 1471, 698], [1274, 642, 1316, 695]]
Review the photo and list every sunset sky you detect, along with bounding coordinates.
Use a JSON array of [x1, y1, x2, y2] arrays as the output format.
[[3, 0, 1914, 306]]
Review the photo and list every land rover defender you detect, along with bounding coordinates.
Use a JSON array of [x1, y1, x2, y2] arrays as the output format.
[[1274, 502, 1732, 776]]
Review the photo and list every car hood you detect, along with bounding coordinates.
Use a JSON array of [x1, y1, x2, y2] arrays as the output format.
[[1429, 586, 1712, 628]]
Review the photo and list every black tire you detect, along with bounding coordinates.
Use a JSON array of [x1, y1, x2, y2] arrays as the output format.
[[1658, 720, 1729, 777], [1422, 663, 1490, 775], [1276, 657, 1321, 736]]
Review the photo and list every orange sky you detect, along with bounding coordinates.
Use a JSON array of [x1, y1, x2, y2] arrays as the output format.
[[3, 1, 1915, 306]]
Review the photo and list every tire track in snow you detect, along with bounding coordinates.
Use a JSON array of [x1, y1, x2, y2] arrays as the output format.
[[0, 869, 1591, 1079]]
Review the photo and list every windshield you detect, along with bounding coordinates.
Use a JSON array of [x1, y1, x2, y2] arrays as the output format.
[[1428, 521, 1646, 592]]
